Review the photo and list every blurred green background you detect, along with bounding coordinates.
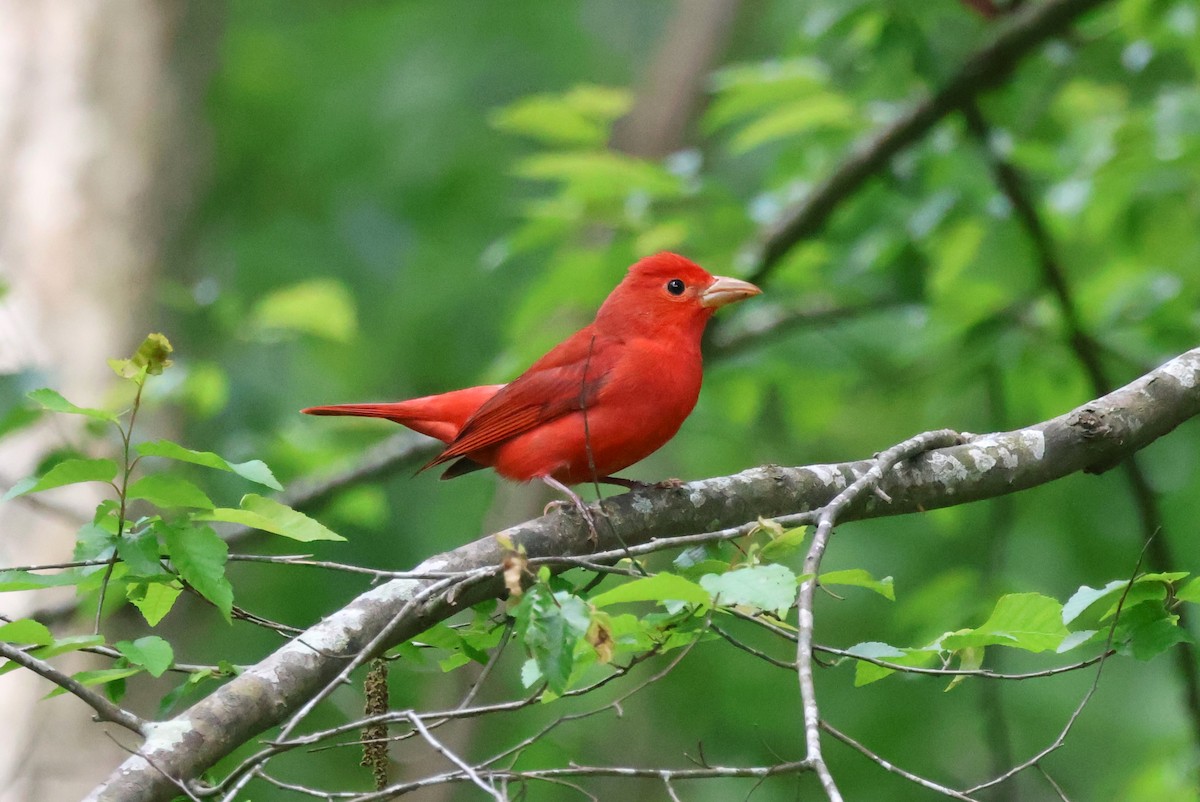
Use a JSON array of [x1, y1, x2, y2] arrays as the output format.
[[6, 0, 1200, 799]]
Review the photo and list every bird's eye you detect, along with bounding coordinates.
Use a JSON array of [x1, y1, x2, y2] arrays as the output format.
[[665, 279, 686, 296]]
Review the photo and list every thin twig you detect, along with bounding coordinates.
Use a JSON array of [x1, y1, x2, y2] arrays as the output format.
[[794, 430, 965, 800], [407, 711, 503, 800]]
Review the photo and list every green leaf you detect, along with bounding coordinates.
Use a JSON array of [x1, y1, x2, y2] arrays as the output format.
[[45, 668, 141, 698], [126, 474, 214, 510], [127, 580, 183, 627], [940, 593, 1069, 653], [136, 440, 282, 490], [514, 151, 684, 201], [115, 636, 174, 677], [26, 388, 118, 423], [3, 458, 118, 501], [758, 525, 808, 561], [846, 641, 938, 686], [0, 568, 87, 592], [820, 569, 895, 601], [513, 586, 590, 695], [1117, 601, 1192, 661], [590, 573, 711, 609], [249, 279, 358, 342], [160, 524, 233, 622], [0, 619, 53, 645], [1063, 579, 1128, 625], [729, 95, 858, 153], [1178, 577, 1200, 604], [491, 85, 633, 146], [0, 635, 107, 677], [115, 529, 167, 578], [700, 564, 798, 617], [0, 405, 42, 441], [196, 494, 344, 542]]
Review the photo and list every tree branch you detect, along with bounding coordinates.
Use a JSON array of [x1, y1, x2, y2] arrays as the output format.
[[85, 345, 1200, 802], [0, 641, 146, 736], [747, 0, 1112, 286]]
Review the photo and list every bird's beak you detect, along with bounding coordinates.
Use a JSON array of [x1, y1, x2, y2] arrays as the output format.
[[701, 275, 762, 309]]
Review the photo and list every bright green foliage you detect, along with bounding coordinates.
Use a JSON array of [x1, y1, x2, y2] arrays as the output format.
[[248, 279, 359, 343], [513, 583, 592, 695], [115, 636, 175, 678], [2, 458, 118, 501], [700, 563, 798, 618], [198, 494, 345, 542], [136, 441, 282, 491]]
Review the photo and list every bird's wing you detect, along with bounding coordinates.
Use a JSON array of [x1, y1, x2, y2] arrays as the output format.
[[425, 328, 614, 467]]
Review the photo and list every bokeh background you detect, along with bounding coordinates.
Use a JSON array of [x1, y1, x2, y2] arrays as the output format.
[[2, 0, 1199, 799]]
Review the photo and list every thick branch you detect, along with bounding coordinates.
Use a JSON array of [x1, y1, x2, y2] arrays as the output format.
[[86, 346, 1200, 802], [747, 0, 1111, 286]]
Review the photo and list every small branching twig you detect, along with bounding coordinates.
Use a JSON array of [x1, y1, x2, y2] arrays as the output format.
[[795, 429, 965, 800]]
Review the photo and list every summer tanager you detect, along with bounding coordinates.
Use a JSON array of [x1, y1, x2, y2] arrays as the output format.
[[302, 252, 760, 515]]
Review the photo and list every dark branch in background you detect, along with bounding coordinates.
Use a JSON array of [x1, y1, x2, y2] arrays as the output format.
[[959, 99, 1200, 751], [224, 432, 439, 545], [745, 0, 1112, 287], [0, 641, 146, 736], [86, 347, 1200, 802]]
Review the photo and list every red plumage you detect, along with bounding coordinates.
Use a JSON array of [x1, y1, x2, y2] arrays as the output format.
[[303, 252, 760, 489]]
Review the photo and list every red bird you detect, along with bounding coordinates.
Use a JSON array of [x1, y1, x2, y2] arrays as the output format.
[[303, 252, 760, 517]]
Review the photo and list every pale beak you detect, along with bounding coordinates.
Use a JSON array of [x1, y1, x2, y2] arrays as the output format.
[[700, 275, 762, 308]]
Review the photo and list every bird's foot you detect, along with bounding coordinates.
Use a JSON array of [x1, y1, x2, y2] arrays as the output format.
[[542, 476, 600, 544]]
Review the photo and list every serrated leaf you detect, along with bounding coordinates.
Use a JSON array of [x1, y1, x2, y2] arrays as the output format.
[[820, 568, 895, 600], [1117, 601, 1192, 661], [513, 586, 590, 695], [115, 636, 174, 677], [126, 474, 214, 510], [590, 573, 711, 609], [160, 524, 232, 622], [701, 564, 798, 617], [249, 279, 358, 343], [0, 619, 53, 645], [136, 440, 282, 490], [26, 388, 118, 423], [3, 458, 118, 501], [127, 580, 182, 627], [196, 494, 344, 542], [941, 593, 1069, 653], [115, 529, 166, 577]]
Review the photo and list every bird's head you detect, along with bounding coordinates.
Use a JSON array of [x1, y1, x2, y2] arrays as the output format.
[[594, 252, 761, 340]]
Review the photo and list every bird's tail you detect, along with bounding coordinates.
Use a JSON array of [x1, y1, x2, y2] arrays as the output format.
[[302, 384, 503, 444]]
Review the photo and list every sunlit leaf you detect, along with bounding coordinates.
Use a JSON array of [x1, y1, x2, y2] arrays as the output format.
[[940, 593, 1069, 653], [196, 494, 344, 542], [126, 474, 214, 510], [3, 458, 118, 501], [700, 564, 798, 617], [136, 441, 282, 490], [26, 388, 118, 423], [590, 573, 711, 609], [820, 569, 895, 601], [249, 279, 358, 342], [115, 636, 174, 677]]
